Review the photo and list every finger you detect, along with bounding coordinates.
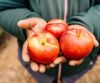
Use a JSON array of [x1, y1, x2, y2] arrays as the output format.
[[48, 63, 55, 68], [53, 56, 66, 65], [39, 64, 46, 73], [86, 31, 99, 47], [69, 59, 84, 66], [17, 19, 35, 29], [22, 40, 30, 62], [31, 62, 39, 72], [17, 18, 47, 30], [82, 26, 99, 47]]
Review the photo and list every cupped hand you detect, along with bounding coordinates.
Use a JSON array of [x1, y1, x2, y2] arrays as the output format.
[[17, 18, 48, 73], [51, 24, 99, 67], [49, 24, 99, 67], [17, 18, 65, 73], [68, 25, 99, 66]]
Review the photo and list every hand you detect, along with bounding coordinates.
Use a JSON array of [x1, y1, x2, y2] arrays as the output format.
[[17, 18, 65, 73], [17, 17, 47, 63], [17, 18, 47, 73], [17, 17, 47, 34], [49, 24, 99, 67]]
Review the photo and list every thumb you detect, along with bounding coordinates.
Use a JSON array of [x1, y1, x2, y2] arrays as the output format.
[[17, 19, 34, 29], [87, 31, 99, 47]]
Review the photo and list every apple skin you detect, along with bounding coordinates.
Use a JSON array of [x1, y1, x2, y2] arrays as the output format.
[[60, 28, 93, 60], [46, 19, 68, 39], [28, 31, 60, 64]]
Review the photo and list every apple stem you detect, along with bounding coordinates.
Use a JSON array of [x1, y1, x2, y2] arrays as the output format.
[[76, 29, 81, 38], [57, 63, 62, 83]]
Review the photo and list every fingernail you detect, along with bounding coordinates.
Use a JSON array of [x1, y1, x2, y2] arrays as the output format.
[[69, 61, 75, 66], [31, 63, 38, 72], [32, 67, 38, 72], [18, 20, 29, 26], [23, 56, 30, 62], [49, 63, 55, 68], [39, 66, 46, 73], [95, 40, 99, 47], [53, 60, 59, 65], [18, 20, 24, 25]]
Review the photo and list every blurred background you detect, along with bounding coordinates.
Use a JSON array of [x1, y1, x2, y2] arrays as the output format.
[[0, 27, 100, 83]]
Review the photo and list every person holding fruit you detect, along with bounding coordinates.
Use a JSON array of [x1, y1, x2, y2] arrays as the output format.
[[0, 0, 100, 83]]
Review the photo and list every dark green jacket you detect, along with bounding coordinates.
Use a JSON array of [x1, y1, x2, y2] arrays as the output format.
[[0, 0, 100, 77]]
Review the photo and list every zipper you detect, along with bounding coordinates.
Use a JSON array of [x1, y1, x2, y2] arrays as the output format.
[[55, 1, 68, 83], [64, 0, 68, 22]]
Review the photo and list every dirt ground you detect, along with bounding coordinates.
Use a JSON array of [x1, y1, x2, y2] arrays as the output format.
[[0, 33, 100, 83], [0, 34, 37, 83]]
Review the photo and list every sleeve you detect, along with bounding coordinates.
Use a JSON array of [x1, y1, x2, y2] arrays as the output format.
[[0, 0, 41, 42], [68, 3, 100, 43]]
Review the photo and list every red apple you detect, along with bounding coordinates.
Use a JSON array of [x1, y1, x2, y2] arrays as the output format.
[[28, 31, 60, 64], [60, 28, 93, 60], [46, 19, 68, 39]]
